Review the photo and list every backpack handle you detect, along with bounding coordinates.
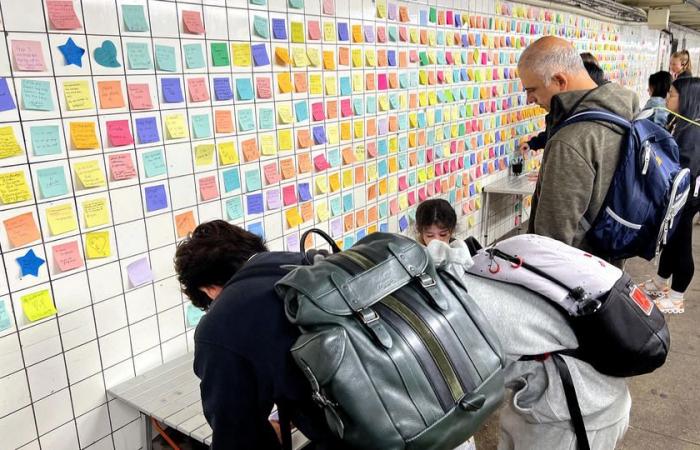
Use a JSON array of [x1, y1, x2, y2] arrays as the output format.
[[300, 228, 342, 254]]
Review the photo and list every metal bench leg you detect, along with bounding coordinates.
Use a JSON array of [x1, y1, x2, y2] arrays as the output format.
[[481, 192, 490, 245], [141, 413, 153, 450]]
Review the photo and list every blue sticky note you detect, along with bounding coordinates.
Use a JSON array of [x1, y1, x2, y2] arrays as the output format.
[[327, 149, 340, 167], [186, 304, 205, 328], [21, 79, 53, 111], [122, 4, 149, 32], [399, 216, 409, 231], [387, 51, 396, 67], [294, 101, 309, 122], [343, 193, 353, 212], [37, 166, 68, 199], [420, 10, 428, 26], [142, 150, 166, 178], [144, 185, 168, 211], [272, 18, 287, 39], [379, 202, 388, 218], [258, 108, 274, 130], [380, 223, 389, 232], [298, 183, 312, 201], [155, 45, 177, 72], [251, 44, 270, 67], [339, 77, 351, 96], [58, 37, 85, 67], [455, 13, 462, 27], [161, 78, 184, 103], [247, 193, 264, 214], [16, 249, 44, 277], [343, 236, 354, 248], [226, 197, 244, 220], [191, 114, 211, 138], [356, 229, 366, 240], [245, 169, 262, 191], [213, 77, 233, 101], [353, 98, 363, 115], [236, 78, 254, 101], [247, 222, 264, 238], [94, 40, 121, 68], [253, 16, 269, 38], [30, 125, 61, 156], [378, 160, 388, 177], [337, 22, 349, 41], [135, 117, 159, 144], [183, 43, 205, 69], [0, 301, 11, 332], [223, 168, 240, 192], [312, 126, 327, 145], [237, 109, 255, 131], [0, 78, 16, 112], [126, 42, 152, 69]]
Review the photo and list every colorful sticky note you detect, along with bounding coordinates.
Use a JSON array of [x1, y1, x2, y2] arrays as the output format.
[[106, 120, 134, 147], [85, 231, 111, 258], [247, 193, 264, 214], [127, 257, 153, 287], [272, 19, 287, 39], [21, 79, 53, 111], [165, 114, 188, 139], [236, 78, 254, 101], [142, 150, 166, 177], [191, 114, 211, 139], [45, 203, 77, 235], [155, 45, 177, 72], [46, 0, 81, 30], [187, 78, 209, 102], [251, 44, 270, 66], [122, 4, 149, 32], [194, 144, 215, 167], [94, 40, 121, 68], [11, 40, 46, 71], [36, 166, 68, 198], [232, 43, 251, 67], [126, 42, 152, 69], [289, 0, 303, 8], [222, 168, 240, 192], [52, 241, 83, 272], [58, 37, 85, 67], [73, 160, 106, 188], [3, 212, 40, 248], [253, 16, 269, 38], [211, 43, 230, 67], [182, 10, 205, 34], [127, 83, 153, 109], [175, 211, 196, 238], [0, 171, 32, 204], [161, 78, 184, 103], [30, 125, 61, 156], [186, 304, 205, 327], [21, 290, 57, 322], [83, 198, 109, 227], [0, 78, 16, 112], [213, 78, 233, 101], [108, 153, 137, 181], [16, 249, 45, 277], [135, 117, 159, 144], [144, 184, 168, 211], [183, 43, 205, 69], [97, 80, 125, 109], [0, 126, 23, 159], [63, 80, 93, 110], [215, 110, 234, 133], [69, 122, 99, 150]]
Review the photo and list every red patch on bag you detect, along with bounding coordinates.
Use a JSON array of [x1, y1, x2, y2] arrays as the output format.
[[630, 286, 653, 316]]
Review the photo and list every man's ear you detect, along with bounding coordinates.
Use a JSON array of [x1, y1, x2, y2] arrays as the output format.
[[551, 73, 568, 91]]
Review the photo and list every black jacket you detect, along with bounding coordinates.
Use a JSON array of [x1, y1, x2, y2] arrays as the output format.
[[672, 120, 700, 207], [193, 251, 338, 450]]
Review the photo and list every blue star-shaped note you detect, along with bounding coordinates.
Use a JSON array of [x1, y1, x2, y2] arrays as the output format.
[[58, 37, 85, 67], [16, 249, 45, 277]]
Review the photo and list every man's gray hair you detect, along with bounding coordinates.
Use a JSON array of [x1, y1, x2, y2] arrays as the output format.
[[518, 39, 586, 85]]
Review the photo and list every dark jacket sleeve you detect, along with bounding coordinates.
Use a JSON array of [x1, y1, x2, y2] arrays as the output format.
[[527, 131, 548, 150], [194, 341, 281, 450]]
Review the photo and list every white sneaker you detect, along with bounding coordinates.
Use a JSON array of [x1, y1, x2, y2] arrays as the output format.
[[655, 295, 684, 314], [641, 279, 669, 300]]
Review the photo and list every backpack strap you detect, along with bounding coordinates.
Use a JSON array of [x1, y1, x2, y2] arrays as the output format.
[[552, 109, 631, 136], [551, 353, 591, 450]]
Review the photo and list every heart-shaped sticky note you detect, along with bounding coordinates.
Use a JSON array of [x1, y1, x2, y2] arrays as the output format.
[[93, 40, 121, 68]]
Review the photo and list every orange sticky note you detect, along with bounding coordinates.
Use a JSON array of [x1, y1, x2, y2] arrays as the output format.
[[127, 83, 152, 110], [352, 25, 363, 43], [175, 211, 196, 238], [70, 122, 99, 150], [367, 206, 378, 222], [297, 153, 312, 173], [280, 158, 296, 179], [300, 202, 313, 222], [344, 214, 354, 231], [278, 73, 293, 93], [294, 73, 308, 93], [297, 129, 311, 149], [275, 47, 290, 65], [338, 47, 349, 66], [215, 110, 234, 133], [242, 138, 259, 162], [356, 210, 366, 227], [3, 212, 40, 248], [97, 80, 125, 109], [323, 51, 335, 69], [342, 147, 355, 164]]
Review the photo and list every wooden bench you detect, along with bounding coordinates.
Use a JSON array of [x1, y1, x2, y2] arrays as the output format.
[[108, 352, 308, 449]]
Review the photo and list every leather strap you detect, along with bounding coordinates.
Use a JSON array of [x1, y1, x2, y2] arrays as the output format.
[[551, 353, 591, 450]]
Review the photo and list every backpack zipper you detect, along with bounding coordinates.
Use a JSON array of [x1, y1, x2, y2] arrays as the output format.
[[655, 167, 691, 256]]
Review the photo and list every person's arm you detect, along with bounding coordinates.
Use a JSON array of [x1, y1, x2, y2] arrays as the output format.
[[531, 140, 594, 246], [527, 131, 548, 151], [194, 341, 280, 450]]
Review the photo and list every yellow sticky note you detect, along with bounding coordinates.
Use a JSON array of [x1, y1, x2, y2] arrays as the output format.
[[354, 144, 365, 162], [323, 22, 335, 42], [0, 171, 32, 204], [316, 202, 330, 221], [326, 124, 339, 144], [46, 203, 78, 235], [389, 177, 398, 193], [0, 126, 24, 159], [73, 160, 106, 189], [232, 43, 252, 67], [309, 74, 322, 95], [315, 176, 328, 194], [354, 120, 364, 138], [85, 230, 111, 259], [21, 290, 57, 322], [468, 215, 476, 228], [307, 48, 321, 67], [278, 73, 293, 93], [218, 141, 238, 165], [278, 105, 294, 125], [342, 170, 353, 188], [351, 49, 362, 67], [340, 122, 351, 141], [82, 198, 109, 228], [63, 80, 94, 111], [195, 144, 215, 167], [165, 114, 187, 139], [260, 134, 276, 156], [278, 129, 293, 151], [376, 0, 387, 18], [367, 164, 378, 181], [399, 195, 409, 210], [329, 173, 340, 192], [286, 208, 302, 227], [290, 22, 305, 43], [325, 76, 336, 96], [292, 47, 308, 67], [70, 122, 99, 150], [379, 96, 390, 112], [365, 49, 377, 67]]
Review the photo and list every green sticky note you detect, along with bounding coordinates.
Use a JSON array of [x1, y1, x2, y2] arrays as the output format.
[[37, 166, 68, 199], [21, 79, 53, 111], [253, 16, 269, 38], [429, 7, 437, 23], [289, 0, 303, 8], [122, 4, 149, 32], [388, 26, 397, 42], [155, 45, 177, 72], [237, 109, 255, 131], [142, 149, 166, 178], [191, 114, 211, 139], [30, 125, 61, 156], [0, 301, 10, 332], [183, 43, 205, 69], [126, 42, 152, 69], [210, 43, 229, 67], [226, 197, 243, 220], [258, 108, 274, 130], [250, 0, 266, 5], [245, 169, 262, 191], [186, 304, 205, 327]]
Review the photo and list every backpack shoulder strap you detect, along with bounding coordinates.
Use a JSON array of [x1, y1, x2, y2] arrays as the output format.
[[553, 109, 631, 136], [551, 353, 591, 450]]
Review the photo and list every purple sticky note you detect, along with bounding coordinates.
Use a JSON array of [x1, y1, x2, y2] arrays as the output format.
[[251, 44, 270, 67], [266, 189, 281, 209], [144, 185, 168, 212], [0, 78, 16, 112], [127, 257, 153, 287], [161, 77, 184, 103], [135, 117, 159, 144], [455, 13, 462, 27], [364, 25, 375, 43], [247, 193, 264, 215], [213, 77, 233, 101], [272, 18, 287, 39], [388, 3, 397, 20], [378, 118, 388, 135], [312, 126, 327, 145], [337, 22, 349, 41], [387, 50, 396, 66], [330, 218, 342, 237], [286, 233, 300, 252], [298, 182, 312, 201]]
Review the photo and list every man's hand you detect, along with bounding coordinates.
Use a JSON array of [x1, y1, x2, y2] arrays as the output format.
[[519, 142, 530, 155]]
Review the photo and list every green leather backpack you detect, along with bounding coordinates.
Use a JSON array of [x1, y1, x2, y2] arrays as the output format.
[[276, 230, 505, 450]]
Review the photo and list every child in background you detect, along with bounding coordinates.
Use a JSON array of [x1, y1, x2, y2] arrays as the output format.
[[643, 71, 672, 126], [414, 199, 474, 266]]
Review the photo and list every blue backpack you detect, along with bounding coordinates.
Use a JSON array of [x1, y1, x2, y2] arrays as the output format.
[[554, 109, 690, 260]]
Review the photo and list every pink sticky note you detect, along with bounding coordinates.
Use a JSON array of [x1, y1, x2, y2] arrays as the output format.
[[187, 78, 209, 102], [313, 154, 329, 171], [282, 185, 297, 206], [199, 175, 219, 201], [106, 120, 134, 147], [46, 0, 82, 30], [367, 142, 377, 158], [435, 164, 443, 176], [108, 153, 137, 180], [11, 40, 46, 71], [409, 50, 418, 62], [52, 240, 83, 272], [408, 191, 416, 205], [182, 10, 205, 34], [377, 27, 386, 43], [389, 199, 399, 215], [418, 188, 427, 201], [127, 84, 153, 110], [323, 0, 335, 15], [307, 21, 321, 40], [377, 74, 388, 90], [426, 149, 434, 162], [340, 99, 352, 117], [311, 102, 325, 121], [446, 11, 454, 25], [256, 77, 272, 99], [263, 163, 280, 184]]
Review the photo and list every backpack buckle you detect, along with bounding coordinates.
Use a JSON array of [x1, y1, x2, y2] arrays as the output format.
[[417, 273, 436, 288], [357, 308, 379, 324]]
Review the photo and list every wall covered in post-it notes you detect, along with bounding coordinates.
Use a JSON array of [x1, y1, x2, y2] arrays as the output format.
[[0, 0, 663, 447]]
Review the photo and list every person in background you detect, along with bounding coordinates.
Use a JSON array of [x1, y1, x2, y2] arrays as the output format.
[[645, 77, 700, 314], [579, 52, 599, 66], [414, 200, 630, 450], [174, 220, 340, 450], [517, 36, 639, 255], [643, 71, 672, 126], [670, 50, 693, 80], [583, 61, 607, 86]]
